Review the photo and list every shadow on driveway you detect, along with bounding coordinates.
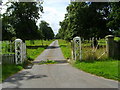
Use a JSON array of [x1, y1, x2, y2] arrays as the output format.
[[26, 45, 48, 49], [3, 71, 48, 88], [46, 46, 59, 49]]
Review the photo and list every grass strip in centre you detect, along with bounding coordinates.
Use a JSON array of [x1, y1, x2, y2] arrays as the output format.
[[39, 60, 57, 65]]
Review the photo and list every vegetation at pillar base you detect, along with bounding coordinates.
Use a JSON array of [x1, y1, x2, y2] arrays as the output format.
[[107, 2, 120, 36], [57, 2, 120, 41]]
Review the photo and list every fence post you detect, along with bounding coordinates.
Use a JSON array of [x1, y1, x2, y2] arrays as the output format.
[[105, 35, 114, 58]]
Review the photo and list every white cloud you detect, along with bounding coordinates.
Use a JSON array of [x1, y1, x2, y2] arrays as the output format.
[[1, 0, 70, 35], [37, 0, 70, 35]]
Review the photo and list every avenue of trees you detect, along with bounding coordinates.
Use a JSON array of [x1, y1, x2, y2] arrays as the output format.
[[57, 2, 120, 41], [2, 2, 54, 41], [39, 20, 54, 40]]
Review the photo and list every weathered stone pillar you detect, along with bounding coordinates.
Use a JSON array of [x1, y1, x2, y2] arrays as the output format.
[[105, 35, 114, 58]]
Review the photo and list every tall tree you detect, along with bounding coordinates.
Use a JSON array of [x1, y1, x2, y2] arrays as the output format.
[[58, 2, 113, 41], [4, 2, 43, 40], [107, 2, 120, 36], [2, 14, 16, 40], [39, 20, 54, 40]]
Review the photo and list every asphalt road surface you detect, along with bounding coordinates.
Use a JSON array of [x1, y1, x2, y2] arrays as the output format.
[[2, 40, 118, 88], [33, 40, 66, 63]]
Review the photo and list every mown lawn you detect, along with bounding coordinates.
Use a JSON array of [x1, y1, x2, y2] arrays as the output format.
[[58, 39, 119, 81]]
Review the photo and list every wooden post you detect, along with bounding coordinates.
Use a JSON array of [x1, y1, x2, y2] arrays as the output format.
[[105, 35, 114, 58]]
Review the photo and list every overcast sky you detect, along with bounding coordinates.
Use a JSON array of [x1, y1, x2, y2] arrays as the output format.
[[37, 0, 70, 35], [2, 0, 70, 35]]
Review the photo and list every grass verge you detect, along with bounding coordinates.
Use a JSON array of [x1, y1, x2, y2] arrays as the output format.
[[58, 39, 71, 59], [73, 59, 119, 81], [2, 64, 23, 81], [59, 39, 119, 81], [26, 40, 53, 60]]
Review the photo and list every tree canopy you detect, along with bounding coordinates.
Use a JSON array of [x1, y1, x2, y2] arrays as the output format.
[[57, 2, 120, 41], [39, 20, 54, 40], [107, 2, 120, 36], [2, 2, 43, 40]]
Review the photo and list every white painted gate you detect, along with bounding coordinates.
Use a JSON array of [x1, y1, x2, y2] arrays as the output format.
[[15, 39, 26, 64], [72, 36, 82, 61]]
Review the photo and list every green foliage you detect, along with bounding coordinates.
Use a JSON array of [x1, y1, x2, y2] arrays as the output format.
[[2, 41, 15, 54], [2, 15, 16, 40], [2, 2, 43, 40], [39, 20, 54, 40], [2, 64, 23, 81], [114, 37, 120, 42], [58, 2, 120, 40], [73, 59, 119, 81], [107, 2, 120, 35]]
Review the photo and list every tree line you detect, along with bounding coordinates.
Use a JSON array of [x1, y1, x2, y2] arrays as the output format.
[[56, 2, 120, 41], [2, 2, 54, 41]]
